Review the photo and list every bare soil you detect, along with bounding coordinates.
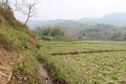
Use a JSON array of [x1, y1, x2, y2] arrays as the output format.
[[0, 45, 24, 84]]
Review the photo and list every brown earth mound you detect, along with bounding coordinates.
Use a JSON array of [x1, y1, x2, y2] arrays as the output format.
[[0, 45, 24, 84]]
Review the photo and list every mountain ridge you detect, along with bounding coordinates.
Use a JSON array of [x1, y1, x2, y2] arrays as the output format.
[[28, 12, 126, 29]]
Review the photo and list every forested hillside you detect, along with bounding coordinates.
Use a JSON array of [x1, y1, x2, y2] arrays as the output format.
[[33, 24, 126, 41], [78, 24, 126, 41], [29, 12, 126, 41]]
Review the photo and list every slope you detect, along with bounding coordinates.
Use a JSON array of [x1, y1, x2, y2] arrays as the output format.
[[0, 6, 44, 84]]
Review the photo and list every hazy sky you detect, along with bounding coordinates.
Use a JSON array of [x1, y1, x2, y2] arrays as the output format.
[[14, 0, 126, 21]]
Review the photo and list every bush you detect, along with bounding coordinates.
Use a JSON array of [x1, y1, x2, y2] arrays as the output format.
[[41, 36, 53, 41], [35, 41, 43, 49], [0, 28, 19, 48]]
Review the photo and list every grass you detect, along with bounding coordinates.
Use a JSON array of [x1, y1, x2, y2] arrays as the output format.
[[11, 48, 44, 84], [0, 6, 44, 83], [0, 24, 44, 84], [0, 28, 44, 83], [38, 41, 126, 84]]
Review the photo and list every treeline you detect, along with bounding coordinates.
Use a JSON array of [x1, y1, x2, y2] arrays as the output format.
[[33, 24, 126, 41], [33, 26, 73, 41], [78, 24, 126, 41]]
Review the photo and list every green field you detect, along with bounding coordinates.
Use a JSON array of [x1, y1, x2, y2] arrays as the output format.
[[38, 42, 126, 84]]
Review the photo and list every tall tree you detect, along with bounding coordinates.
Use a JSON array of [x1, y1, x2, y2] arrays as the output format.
[[15, 0, 38, 25]]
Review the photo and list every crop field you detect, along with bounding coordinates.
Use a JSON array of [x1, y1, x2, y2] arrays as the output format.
[[38, 42, 126, 84]]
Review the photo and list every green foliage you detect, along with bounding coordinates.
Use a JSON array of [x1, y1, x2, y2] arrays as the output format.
[[41, 36, 53, 41], [11, 49, 44, 84], [34, 26, 65, 37], [0, 7, 33, 49], [0, 27, 30, 49], [0, 28, 19, 48], [35, 41, 43, 49], [33, 26, 73, 41], [37, 49, 68, 83], [78, 24, 126, 41], [0, 7, 44, 83], [40, 35, 74, 42], [38, 42, 126, 84], [33, 24, 126, 41]]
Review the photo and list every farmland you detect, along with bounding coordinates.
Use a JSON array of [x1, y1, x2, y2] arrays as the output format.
[[37, 41, 126, 84]]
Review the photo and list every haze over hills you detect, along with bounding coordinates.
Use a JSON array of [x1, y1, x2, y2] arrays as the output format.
[[78, 12, 126, 25], [28, 12, 126, 29]]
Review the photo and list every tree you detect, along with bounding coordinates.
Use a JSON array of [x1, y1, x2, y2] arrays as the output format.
[[0, 0, 9, 8], [15, 0, 38, 25]]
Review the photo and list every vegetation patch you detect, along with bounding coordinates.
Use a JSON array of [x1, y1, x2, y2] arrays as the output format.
[[0, 6, 44, 83], [37, 42, 126, 84], [33, 26, 74, 41], [51, 49, 125, 56], [37, 52, 69, 84]]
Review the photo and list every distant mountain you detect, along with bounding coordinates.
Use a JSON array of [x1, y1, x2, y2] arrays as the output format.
[[28, 19, 63, 28], [28, 12, 126, 29], [77, 12, 126, 26], [28, 20, 86, 32], [101, 12, 126, 26]]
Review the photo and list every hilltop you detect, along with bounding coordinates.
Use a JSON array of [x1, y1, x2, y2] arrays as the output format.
[[78, 12, 126, 26], [28, 12, 126, 29]]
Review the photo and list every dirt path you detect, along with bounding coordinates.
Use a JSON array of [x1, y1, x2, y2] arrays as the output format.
[[39, 64, 53, 84]]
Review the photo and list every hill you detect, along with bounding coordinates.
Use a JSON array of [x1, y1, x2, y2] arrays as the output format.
[[28, 12, 126, 30], [0, 6, 44, 83], [78, 12, 126, 26]]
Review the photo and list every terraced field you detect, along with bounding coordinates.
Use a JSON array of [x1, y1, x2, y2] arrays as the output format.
[[38, 42, 126, 84]]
